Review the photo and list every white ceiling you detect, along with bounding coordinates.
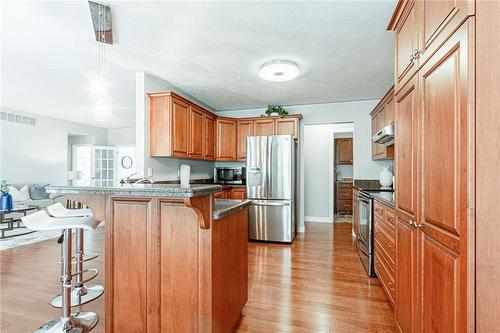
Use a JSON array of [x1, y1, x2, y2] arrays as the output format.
[[1, 1, 396, 128]]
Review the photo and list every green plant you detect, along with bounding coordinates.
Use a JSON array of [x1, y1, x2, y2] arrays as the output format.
[[265, 105, 288, 118], [0, 180, 9, 194]]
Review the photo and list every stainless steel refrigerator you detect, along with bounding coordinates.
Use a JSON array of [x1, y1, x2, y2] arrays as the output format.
[[246, 135, 297, 243]]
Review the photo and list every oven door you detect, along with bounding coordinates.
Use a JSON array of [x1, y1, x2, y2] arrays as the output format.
[[358, 194, 372, 253]]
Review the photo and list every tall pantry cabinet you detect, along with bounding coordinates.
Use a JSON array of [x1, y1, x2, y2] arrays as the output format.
[[388, 0, 475, 332]]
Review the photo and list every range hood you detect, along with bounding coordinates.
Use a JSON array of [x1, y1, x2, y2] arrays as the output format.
[[373, 122, 395, 146]]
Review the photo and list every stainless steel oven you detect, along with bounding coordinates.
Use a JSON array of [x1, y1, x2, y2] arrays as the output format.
[[357, 190, 375, 277], [214, 167, 246, 185]]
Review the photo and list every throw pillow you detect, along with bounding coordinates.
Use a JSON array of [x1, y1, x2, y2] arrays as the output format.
[[8, 185, 30, 202], [30, 184, 50, 200]]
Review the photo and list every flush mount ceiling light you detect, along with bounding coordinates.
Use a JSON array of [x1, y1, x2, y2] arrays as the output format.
[[259, 60, 299, 82]]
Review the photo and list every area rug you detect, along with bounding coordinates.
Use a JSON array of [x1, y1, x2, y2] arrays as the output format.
[[0, 228, 61, 251]]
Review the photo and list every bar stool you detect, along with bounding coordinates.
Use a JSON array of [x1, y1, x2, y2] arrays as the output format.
[[22, 210, 100, 333], [47, 203, 104, 308]]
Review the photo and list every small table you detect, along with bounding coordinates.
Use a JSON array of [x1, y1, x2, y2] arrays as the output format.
[[0, 205, 40, 239]]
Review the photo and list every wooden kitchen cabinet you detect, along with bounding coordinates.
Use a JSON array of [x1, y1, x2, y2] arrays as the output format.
[[389, 0, 419, 93], [389, 4, 475, 330], [335, 182, 353, 214], [203, 113, 216, 160], [371, 86, 395, 160], [335, 138, 353, 165], [275, 117, 299, 139], [230, 187, 246, 200], [216, 118, 237, 161], [236, 120, 254, 161], [189, 105, 204, 159], [149, 92, 217, 160], [254, 119, 274, 136]]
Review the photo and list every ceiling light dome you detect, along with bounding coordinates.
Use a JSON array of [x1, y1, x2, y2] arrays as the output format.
[[259, 60, 299, 82]]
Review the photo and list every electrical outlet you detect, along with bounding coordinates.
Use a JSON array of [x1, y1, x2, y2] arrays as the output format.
[[147, 168, 153, 177]]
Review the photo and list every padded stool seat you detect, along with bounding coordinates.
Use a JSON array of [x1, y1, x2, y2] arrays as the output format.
[[22, 211, 99, 231], [47, 202, 93, 218]]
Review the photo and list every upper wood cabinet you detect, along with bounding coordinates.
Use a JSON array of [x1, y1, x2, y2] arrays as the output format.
[[254, 119, 274, 136], [371, 86, 395, 160], [335, 138, 353, 165], [216, 118, 237, 161], [203, 113, 216, 161], [389, 0, 419, 92], [236, 120, 254, 161], [149, 92, 217, 161], [388, 0, 474, 93], [275, 117, 299, 139], [189, 105, 204, 159]]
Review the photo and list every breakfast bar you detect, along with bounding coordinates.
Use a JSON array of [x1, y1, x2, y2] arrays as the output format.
[[46, 184, 250, 333]]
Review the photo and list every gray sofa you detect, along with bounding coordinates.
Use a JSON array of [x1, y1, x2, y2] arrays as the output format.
[[9, 183, 66, 209]]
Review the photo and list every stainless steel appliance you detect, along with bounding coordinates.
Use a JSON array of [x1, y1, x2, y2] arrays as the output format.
[[246, 135, 297, 243], [357, 190, 375, 277], [372, 122, 395, 146], [214, 167, 246, 185]]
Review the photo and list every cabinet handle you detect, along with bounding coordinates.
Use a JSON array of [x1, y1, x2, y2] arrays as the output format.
[[408, 220, 416, 228], [410, 54, 415, 62], [413, 48, 423, 58]]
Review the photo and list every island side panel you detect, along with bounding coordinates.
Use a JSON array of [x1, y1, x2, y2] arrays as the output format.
[[212, 207, 249, 333], [105, 196, 157, 333]]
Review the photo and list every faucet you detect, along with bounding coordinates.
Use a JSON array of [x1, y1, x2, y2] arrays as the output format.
[[121, 172, 138, 184], [134, 178, 154, 184]]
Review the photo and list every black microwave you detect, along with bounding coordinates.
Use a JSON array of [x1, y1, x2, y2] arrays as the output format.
[[214, 167, 246, 185]]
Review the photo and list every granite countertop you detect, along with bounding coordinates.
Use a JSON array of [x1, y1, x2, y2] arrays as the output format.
[[213, 199, 252, 220], [353, 179, 394, 192], [370, 191, 395, 208], [46, 183, 223, 198]]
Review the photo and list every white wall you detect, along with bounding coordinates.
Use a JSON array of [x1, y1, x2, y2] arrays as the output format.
[[0, 107, 108, 185], [108, 127, 135, 146], [135, 72, 215, 181], [217, 99, 393, 231]]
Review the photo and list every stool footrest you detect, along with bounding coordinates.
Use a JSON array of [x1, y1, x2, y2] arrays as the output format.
[[63, 268, 98, 288]]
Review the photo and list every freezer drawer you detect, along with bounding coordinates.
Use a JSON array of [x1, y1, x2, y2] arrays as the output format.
[[248, 200, 295, 242]]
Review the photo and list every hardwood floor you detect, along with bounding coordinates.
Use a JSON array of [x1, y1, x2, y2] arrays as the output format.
[[0, 223, 396, 332]]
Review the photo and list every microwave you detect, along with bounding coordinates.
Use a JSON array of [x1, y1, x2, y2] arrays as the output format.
[[214, 167, 246, 185]]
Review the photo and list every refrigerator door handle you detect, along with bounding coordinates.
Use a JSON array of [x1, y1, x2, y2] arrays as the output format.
[[248, 166, 261, 173]]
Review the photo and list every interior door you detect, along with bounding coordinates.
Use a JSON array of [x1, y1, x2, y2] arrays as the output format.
[[246, 136, 268, 199], [267, 135, 293, 200], [418, 21, 472, 333]]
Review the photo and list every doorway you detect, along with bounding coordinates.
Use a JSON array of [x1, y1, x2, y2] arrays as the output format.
[[333, 131, 354, 224]]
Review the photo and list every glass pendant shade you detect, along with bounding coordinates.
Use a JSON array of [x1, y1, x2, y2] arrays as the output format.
[[92, 96, 112, 122], [89, 71, 109, 100]]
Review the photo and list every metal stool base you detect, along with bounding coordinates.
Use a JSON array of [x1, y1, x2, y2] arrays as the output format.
[[51, 285, 104, 308], [34, 311, 98, 333]]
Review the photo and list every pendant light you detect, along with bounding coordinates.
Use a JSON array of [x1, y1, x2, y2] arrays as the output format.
[[88, 1, 112, 122]]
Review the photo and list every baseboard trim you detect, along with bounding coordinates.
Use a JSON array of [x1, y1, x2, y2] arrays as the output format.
[[304, 216, 333, 223]]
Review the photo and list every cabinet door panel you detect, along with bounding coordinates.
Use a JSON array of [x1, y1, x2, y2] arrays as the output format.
[[236, 120, 254, 161], [216, 119, 237, 161], [419, 0, 473, 65], [254, 119, 274, 136], [419, 21, 472, 332], [189, 106, 204, 159], [275, 118, 299, 139], [395, 0, 418, 91], [396, 219, 418, 333], [172, 98, 190, 157], [203, 114, 216, 160], [395, 75, 418, 219]]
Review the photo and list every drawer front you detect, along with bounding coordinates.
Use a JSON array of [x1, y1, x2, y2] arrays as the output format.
[[384, 207, 396, 228], [337, 189, 353, 199], [374, 226, 396, 275], [337, 199, 352, 211], [375, 253, 396, 307], [374, 201, 385, 220], [338, 183, 353, 190]]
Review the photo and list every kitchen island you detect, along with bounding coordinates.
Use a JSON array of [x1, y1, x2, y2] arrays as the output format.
[[46, 184, 250, 333]]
